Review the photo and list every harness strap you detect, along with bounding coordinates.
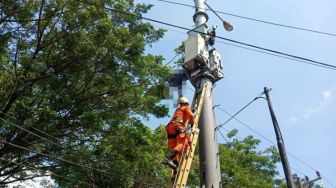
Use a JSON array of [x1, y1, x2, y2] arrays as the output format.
[[168, 134, 176, 139]]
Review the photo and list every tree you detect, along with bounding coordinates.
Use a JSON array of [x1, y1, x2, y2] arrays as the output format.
[[0, 0, 170, 186], [218, 129, 286, 188]]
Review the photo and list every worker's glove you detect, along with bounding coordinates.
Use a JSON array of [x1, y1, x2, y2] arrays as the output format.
[[186, 127, 193, 135]]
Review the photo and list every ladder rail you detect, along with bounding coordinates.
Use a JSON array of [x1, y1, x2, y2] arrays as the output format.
[[168, 90, 201, 188], [168, 84, 207, 188]]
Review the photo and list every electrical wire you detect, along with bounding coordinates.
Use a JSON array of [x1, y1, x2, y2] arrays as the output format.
[[3, 1, 335, 70], [0, 139, 108, 174], [164, 53, 179, 66], [152, 0, 336, 37], [215, 40, 336, 70], [0, 112, 162, 187], [151, 24, 336, 70], [216, 106, 275, 145], [215, 106, 336, 188], [216, 126, 287, 181], [0, 112, 127, 163], [0, 111, 58, 140], [215, 96, 262, 131], [98, 3, 335, 186], [75, 3, 336, 185], [0, 139, 161, 188], [100, 6, 336, 71], [217, 129, 228, 143], [0, 117, 65, 149], [2, 1, 334, 186], [0, 157, 92, 186]]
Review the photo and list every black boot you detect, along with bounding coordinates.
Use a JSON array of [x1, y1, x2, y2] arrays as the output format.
[[162, 151, 178, 170], [162, 158, 178, 170]]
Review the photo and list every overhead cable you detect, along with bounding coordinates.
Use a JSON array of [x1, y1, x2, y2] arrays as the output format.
[[215, 41, 336, 70], [3, 0, 335, 70], [216, 106, 275, 144], [152, 0, 336, 37], [151, 24, 336, 70], [216, 106, 336, 188], [0, 116, 160, 187], [215, 96, 262, 131], [0, 157, 92, 186], [101, 7, 336, 71], [0, 139, 161, 188], [0, 117, 65, 149]]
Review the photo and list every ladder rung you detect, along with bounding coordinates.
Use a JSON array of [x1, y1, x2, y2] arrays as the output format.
[[168, 84, 207, 188]]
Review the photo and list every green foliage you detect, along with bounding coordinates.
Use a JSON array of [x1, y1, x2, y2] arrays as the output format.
[[53, 123, 171, 187], [219, 129, 286, 188], [0, 0, 170, 186], [0, 0, 287, 187], [184, 129, 286, 187]]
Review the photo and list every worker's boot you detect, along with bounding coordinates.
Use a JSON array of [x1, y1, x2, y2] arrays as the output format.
[[173, 160, 179, 172], [162, 158, 178, 170], [162, 151, 178, 170]]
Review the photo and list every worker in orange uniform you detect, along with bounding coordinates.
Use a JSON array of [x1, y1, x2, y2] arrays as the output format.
[[162, 96, 194, 172]]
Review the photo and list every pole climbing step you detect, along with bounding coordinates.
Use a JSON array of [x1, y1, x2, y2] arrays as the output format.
[[168, 84, 207, 188]]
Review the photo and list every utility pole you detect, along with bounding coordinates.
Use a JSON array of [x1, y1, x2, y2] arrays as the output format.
[[182, 0, 229, 187], [263, 87, 294, 188]]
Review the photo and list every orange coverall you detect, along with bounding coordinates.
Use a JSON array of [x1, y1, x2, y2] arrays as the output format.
[[165, 104, 194, 162]]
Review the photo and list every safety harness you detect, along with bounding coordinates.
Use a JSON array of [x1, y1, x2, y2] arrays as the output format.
[[167, 118, 184, 139]]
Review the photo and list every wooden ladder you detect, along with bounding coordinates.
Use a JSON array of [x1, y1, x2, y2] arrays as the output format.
[[168, 84, 207, 188]]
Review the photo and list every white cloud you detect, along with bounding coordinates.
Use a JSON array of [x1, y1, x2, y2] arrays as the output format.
[[303, 86, 335, 119], [323, 90, 332, 100], [288, 116, 300, 124]]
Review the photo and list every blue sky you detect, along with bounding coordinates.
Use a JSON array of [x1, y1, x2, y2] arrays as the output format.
[[136, 0, 336, 187]]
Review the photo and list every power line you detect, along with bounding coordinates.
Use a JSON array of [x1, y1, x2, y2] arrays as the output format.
[[0, 112, 127, 162], [77, 3, 336, 186], [215, 106, 336, 188], [287, 153, 336, 188], [1, 112, 163, 187], [0, 113, 163, 187], [0, 117, 65, 149], [215, 96, 262, 131], [151, 24, 336, 70], [147, 2, 335, 185], [217, 129, 228, 143], [213, 89, 335, 187], [0, 157, 92, 186], [152, 0, 336, 37], [215, 41, 336, 70], [216, 126, 287, 181], [3, 1, 336, 70], [164, 53, 179, 66], [4, 0, 335, 70], [0, 115, 160, 187], [0, 139, 108, 174], [0, 139, 161, 188], [216, 106, 275, 145], [0, 6, 87, 24], [102, 6, 336, 71], [172, 35, 334, 186]]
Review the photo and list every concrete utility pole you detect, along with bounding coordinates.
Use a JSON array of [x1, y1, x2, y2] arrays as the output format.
[[183, 0, 228, 187], [263, 87, 295, 188]]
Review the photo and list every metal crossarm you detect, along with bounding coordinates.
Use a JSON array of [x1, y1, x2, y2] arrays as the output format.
[[168, 84, 207, 188]]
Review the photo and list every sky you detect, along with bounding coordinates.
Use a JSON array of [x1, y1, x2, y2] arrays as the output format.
[[7, 0, 335, 187], [136, 0, 336, 187]]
